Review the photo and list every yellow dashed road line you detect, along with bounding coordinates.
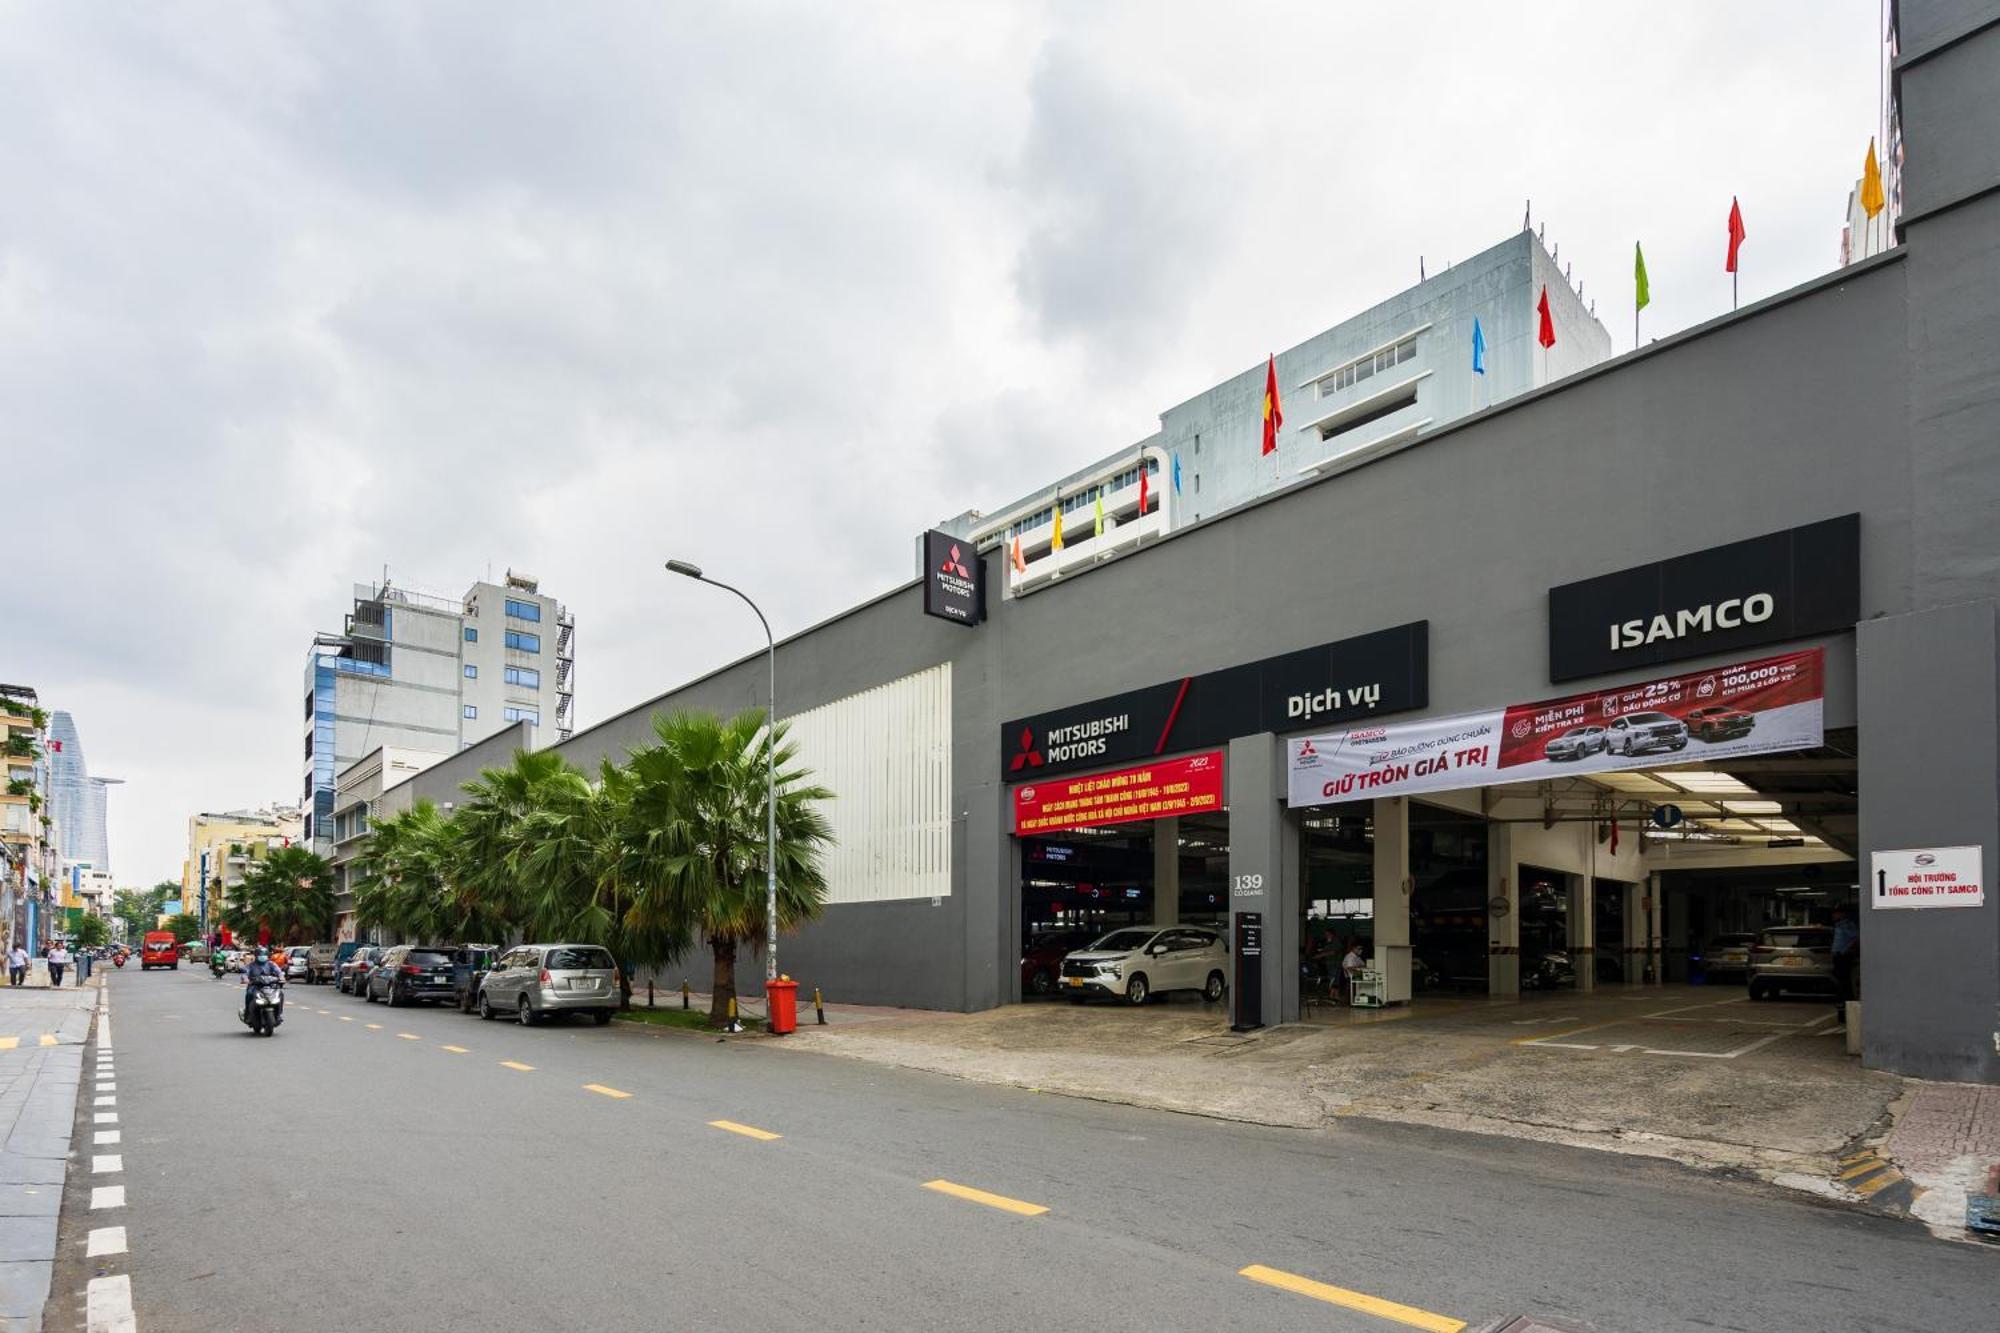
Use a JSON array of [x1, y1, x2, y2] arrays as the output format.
[[708, 1120, 782, 1141], [441, 1045, 469, 1054], [1239, 1264, 1464, 1332], [364, 1024, 383, 1031], [500, 1061, 534, 1072], [39, 1035, 59, 1047], [584, 1083, 633, 1099], [921, 1180, 1048, 1216]]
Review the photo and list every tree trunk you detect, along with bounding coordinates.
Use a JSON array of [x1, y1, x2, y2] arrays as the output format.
[[709, 936, 737, 1028]]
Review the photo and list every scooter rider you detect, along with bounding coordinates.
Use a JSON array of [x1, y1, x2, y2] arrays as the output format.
[[242, 947, 284, 1027]]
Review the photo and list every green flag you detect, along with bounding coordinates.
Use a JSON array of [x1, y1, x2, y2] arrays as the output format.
[[1093, 492, 1105, 537], [1634, 241, 1651, 311]]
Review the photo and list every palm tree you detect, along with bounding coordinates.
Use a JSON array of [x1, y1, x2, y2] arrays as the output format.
[[625, 709, 832, 1028], [224, 846, 335, 945], [452, 749, 588, 937], [353, 800, 467, 941]]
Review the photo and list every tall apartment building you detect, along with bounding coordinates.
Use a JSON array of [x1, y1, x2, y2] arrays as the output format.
[[1, 685, 60, 951], [48, 710, 117, 874], [303, 571, 574, 851], [942, 230, 1610, 596], [180, 806, 304, 931]]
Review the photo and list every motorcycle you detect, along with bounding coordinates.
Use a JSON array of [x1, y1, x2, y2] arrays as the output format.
[[238, 975, 285, 1037], [111, 951, 127, 969]]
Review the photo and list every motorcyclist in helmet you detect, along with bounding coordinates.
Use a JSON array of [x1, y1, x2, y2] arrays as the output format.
[[242, 947, 284, 1026]]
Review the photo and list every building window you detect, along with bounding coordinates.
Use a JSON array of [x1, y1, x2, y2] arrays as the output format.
[[504, 707, 540, 725], [464, 664, 478, 679], [504, 599, 542, 623], [463, 705, 478, 720], [504, 630, 541, 653], [504, 666, 540, 688], [304, 732, 314, 760], [464, 626, 478, 643], [1319, 335, 1420, 397]]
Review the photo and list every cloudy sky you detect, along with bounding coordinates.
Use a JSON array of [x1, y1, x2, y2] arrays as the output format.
[[2, 1, 1886, 885]]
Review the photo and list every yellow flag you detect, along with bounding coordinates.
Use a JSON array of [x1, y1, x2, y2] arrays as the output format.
[[1861, 137, 1885, 219], [1051, 500, 1064, 551]]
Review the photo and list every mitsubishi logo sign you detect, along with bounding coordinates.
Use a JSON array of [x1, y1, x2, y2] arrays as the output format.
[[1009, 727, 1044, 773], [922, 529, 985, 627]]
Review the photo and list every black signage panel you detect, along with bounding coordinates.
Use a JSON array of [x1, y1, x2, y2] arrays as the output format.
[[922, 529, 984, 627], [1232, 912, 1263, 1032], [1547, 514, 1860, 683], [1000, 622, 1428, 781]]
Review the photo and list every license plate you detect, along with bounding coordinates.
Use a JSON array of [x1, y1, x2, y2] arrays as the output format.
[[1065, 977, 1083, 986], [1782, 957, 1806, 967]]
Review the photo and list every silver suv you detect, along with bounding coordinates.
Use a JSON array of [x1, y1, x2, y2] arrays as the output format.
[[1747, 926, 1835, 1000], [476, 943, 620, 1026], [1058, 926, 1229, 1006], [1604, 710, 1688, 756]]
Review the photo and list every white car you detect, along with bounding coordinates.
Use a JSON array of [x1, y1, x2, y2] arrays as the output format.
[[284, 950, 312, 981], [1058, 926, 1229, 1006]]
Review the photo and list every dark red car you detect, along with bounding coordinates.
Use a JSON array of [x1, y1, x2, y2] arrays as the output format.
[[1021, 929, 1096, 997], [1685, 704, 1756, 742]]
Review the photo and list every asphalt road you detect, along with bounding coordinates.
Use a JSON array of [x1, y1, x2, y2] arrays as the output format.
[[47, 968, 1997, 1333]]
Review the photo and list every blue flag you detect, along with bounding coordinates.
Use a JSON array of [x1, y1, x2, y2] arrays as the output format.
[[1471, 317, 1486, 376], [1171, 452, 1182, 494]]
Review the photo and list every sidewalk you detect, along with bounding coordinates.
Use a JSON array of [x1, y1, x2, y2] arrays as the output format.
[[1886, 1081, 2000, 1241], [0, 981, 99, 1329]]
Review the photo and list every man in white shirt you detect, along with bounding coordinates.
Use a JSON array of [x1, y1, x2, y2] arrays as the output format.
[[46, 942, 71, 987], [1341, 943, 1367, 1004], [6, 944, 26, 987]]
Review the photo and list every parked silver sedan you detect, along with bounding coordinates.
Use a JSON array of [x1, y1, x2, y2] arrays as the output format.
[[1747, 925, 1835, 1000], [476, 943, 621, 1026]]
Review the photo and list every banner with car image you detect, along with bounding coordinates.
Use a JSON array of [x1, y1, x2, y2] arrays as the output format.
[[1286, 649, 1823, 808]]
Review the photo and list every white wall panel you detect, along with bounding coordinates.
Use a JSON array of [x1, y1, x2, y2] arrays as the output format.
[[787, 664, 952, 904]]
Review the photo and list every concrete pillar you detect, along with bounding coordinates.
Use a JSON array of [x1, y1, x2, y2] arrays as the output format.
[[1857, 602, 2000, 1083], [1567, 873, 1595, 992], [1622, 882, 1648, 986], [1646, 872, 1664, 986], [1487, 821, 1519, 996], [1371, 797, 1413, 1003], [1228, 733, 1297, 1026], [1152, 815, 1180, 924]]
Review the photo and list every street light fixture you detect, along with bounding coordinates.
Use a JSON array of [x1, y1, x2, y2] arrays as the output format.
[[665, 559, 780, 994]]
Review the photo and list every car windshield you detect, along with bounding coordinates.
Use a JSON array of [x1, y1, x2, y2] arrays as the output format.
[[407, 950, 452, 967], [1763, 929, 1831, 948], [545, 947, 615, 971], [1560, 727, 1593, 737], [1087, 929, 1157, 953], [1629, 711, 1676, 723]]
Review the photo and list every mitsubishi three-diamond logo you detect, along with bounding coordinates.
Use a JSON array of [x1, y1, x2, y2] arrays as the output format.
[[1009, 726, 1044, 773], [940, 544, 970, 578]]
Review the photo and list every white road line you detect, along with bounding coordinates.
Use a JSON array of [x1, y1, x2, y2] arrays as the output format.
[[93, 1130, 121, 1146], [86, 1273, 136, 1333], [85, 1226, 128, 1257], [1643, 1023, 1822, 1059], [94, 1113, 118, 1124], [91, 1155, 122, 1174], [99, 1082, 116, 1092], [90, 1185, 125, 1210], [93, 1096, 116, 1108], [1525, 1041, 1603, 1051]]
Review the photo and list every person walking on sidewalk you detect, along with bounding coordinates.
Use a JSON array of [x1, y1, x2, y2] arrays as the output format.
[[6, 943, 26, 987], [46, 942, 70, 988], [1831, 905, 1859, 1026]]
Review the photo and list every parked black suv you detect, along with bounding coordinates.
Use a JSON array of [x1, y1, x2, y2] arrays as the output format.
[[365, 945, 458, 1007]]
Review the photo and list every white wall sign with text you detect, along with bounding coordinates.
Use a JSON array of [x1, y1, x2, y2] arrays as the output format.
[[1870, 845, 1985, 911]]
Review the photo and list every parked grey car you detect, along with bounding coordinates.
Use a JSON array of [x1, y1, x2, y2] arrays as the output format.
[[476, 943, 620, 1026], [1544, 724, 1607, 761], [1747, 925, 1836, 999]]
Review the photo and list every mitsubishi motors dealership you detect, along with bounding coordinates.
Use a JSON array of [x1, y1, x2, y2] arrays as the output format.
[[555, 24, 1999, 1085]]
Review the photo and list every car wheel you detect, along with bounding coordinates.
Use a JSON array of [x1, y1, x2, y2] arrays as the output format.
[[1027, 968, 1055, 997], [479, 995, 495, 1021], [1670, 739, 1686, 751], [1125, 974, 1149, 1006], [593, 1010, 612, 1026], [518, 997, 535, 1027], [1203, 971, 1226, 1003], [385, 986, 402, 1009], [1748, 982, 1768, 1001]]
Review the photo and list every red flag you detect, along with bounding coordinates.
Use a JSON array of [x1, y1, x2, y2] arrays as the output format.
[[1536, 286, 1556, 349], [1260, 355, 1282, 455], [1137, 459, 1150, 516], [1609, 812, 1620, 857], [1725, 197, 1746, 273], [1009, 535, 1026, 573]]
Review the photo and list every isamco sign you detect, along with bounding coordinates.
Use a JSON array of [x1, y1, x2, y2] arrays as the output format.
[[1547, 514, 1859, 682], [922, 529, 984, 626], [1001, 622, 1427, 781]]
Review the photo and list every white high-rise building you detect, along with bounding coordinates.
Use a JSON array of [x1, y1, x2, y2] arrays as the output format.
[[303, 570, 574, 851], [47, 711, 117, 874]]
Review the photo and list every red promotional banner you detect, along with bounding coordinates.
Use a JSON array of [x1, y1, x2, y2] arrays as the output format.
[[1013, 751, 1225, 836]]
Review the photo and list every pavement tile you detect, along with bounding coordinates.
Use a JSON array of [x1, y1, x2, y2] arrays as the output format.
[[0, 1216, 56, 1263], [0, 1187, 59, 1219], [0, 1257, 52, 1319]]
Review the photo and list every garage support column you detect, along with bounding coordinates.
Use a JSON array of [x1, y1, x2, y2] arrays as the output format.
[[1487, 820, 1520, 996], [1228, 733, 1297, 1026], [1621, 882, 1649, 986], [1153, 816, 1180, 925], [1568, 875, 1595, 992], [1371, 798, 1413, 1004], [1646, 873, 1664, 985]]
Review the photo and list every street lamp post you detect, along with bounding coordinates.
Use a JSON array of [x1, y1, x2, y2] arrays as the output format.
[[665, 560, 779, 993]]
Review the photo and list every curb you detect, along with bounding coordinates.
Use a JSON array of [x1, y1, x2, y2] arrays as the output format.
[[1833, 1148, 1920, 1215]]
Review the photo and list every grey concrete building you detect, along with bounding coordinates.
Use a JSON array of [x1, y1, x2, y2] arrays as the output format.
[[942, 230, 1609, 599], [538, 0, 1998, 1085]]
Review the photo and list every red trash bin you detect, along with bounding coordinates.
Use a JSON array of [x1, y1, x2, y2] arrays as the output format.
[[766, 977, 799, 1035]]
